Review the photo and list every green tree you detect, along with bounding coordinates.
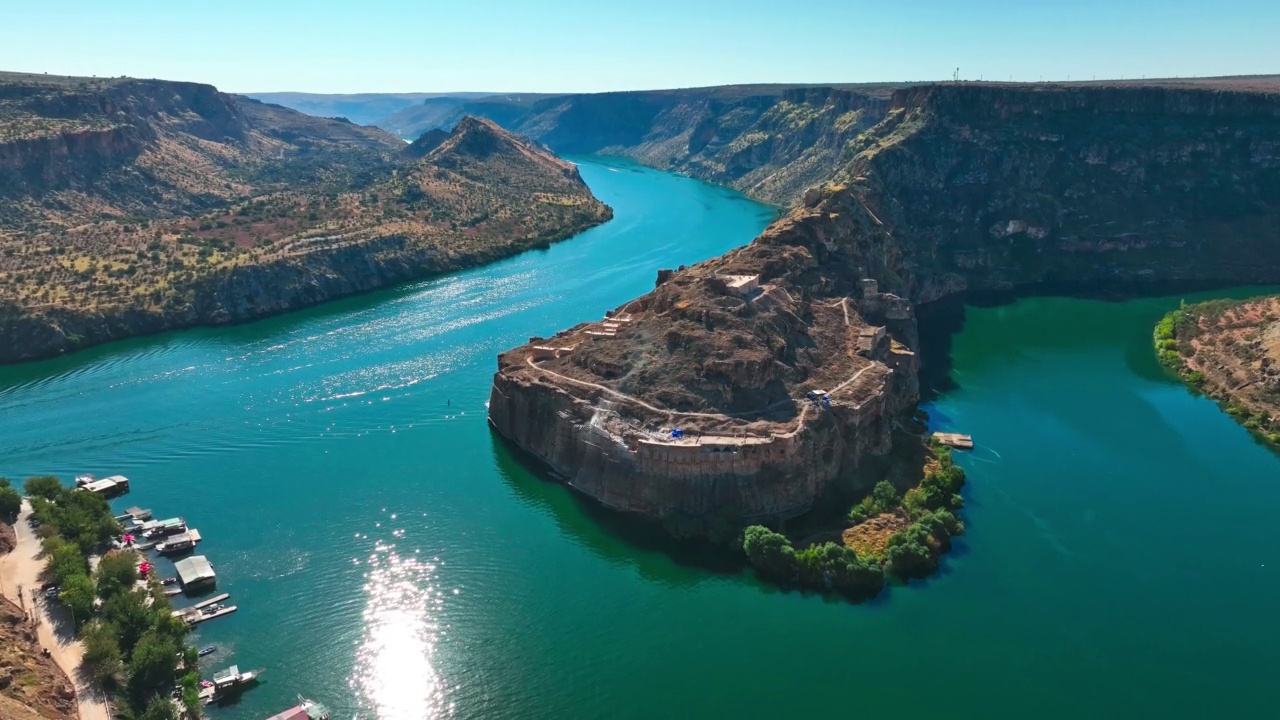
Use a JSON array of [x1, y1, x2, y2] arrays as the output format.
[[137, 695, 179, 720], [45, 536, 88, 585], [179, 671, 201, 715], [23, 475, 64, 501], [94, 551, 139, 601], [871, 480, 898, 512], [742, 525, 797, 581], [885, 538, 935, 579], [128, 630, 181, 694], [58, 574, 95, 628], [80, 620, 124, 685], [814, 542, 885, 599], [101, 589, 153, 658], [0, 486, 21, 519]]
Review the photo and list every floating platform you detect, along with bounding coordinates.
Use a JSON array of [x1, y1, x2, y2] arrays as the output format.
[[179, 604, 238, 626], [173, 592, 235, 624], [933, 432, 974, 450]]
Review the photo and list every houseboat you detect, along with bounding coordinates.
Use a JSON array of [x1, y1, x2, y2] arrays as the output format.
[[77, 475, 130, 497], [155, 530, 200, 556], [198, 665, 260, 704], [139, 517, 186, 539]]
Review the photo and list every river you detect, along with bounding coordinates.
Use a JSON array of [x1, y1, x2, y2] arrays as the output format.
[[2, 158, 1279, 719]]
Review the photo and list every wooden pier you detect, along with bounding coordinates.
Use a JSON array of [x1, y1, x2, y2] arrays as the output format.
[[173, 592, 238, 625], [933, 432, 974, 450]]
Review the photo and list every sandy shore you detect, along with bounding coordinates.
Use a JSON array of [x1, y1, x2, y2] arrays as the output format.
[[0, 501, 112, 720]]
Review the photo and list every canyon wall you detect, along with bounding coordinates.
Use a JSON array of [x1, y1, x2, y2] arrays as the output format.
[[846, 84, 1280, 300], [392, 85, 901, 206], [490, 81, 1280, 527]]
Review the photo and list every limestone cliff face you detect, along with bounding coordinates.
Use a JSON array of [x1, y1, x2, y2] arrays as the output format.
[[842, 84, 1280, 301], [490, 81, 1280, 528]]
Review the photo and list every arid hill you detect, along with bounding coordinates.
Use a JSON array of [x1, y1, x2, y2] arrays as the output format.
[[1157, 296, 1280, 446], [0, 73, 611, 362]]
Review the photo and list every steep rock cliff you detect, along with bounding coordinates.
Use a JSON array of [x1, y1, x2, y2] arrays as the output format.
[[842, 84, 1280, 300], [490, 81, 1280, 528]]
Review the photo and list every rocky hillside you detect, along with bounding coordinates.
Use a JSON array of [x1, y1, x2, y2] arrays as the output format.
[[0, 595, 78, 719], [390, 84, 905, 206], [0, 71, 405, 232], [0, 73, 611, 362], [245, 91, 494, 126], [374, 94, 554, 139], [1156, 295, 1280, 446], [489, 80, 1280, 535]]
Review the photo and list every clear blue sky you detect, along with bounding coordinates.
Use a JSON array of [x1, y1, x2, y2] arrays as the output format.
[[3, 0, 1276, 93]]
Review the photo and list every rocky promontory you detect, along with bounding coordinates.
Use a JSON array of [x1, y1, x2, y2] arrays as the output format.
[[490, 80, 1280, 556]]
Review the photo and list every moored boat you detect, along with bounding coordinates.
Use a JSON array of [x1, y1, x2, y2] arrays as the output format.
[[156, 530, 198, 555], [265, 695, 330, 720], [198, 664, 260, 703]]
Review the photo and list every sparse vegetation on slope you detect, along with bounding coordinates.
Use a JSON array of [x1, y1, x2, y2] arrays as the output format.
[[0, 73, 611, 362], [1156, 296, 1280, 447]]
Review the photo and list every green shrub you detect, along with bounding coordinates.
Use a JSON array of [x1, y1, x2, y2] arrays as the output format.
[[23, 475, 64, 500], [742, 525, 797, 581], [0, 486, 21, 519]]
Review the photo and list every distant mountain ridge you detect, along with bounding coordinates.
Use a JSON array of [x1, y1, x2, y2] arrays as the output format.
[[375, 75, 1280, 206], [245, 91, 498, 126]]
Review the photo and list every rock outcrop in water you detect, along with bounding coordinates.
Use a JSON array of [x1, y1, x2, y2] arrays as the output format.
[[490, 80, 1280, 533], [0, 73, 610, 363]]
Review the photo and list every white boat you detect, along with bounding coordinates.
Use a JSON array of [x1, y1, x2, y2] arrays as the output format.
[[198, 665, 260, 703]]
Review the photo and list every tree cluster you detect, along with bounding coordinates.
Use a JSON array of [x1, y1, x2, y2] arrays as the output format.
[[742, 525, 885, 600], [20, 476, 195, 719]]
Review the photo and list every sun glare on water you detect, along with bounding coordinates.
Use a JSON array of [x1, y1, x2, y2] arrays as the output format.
[[351, 539, 449, 718]]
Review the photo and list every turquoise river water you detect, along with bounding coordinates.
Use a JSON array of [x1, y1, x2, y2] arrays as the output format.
[[2, 157, 1279, 719]]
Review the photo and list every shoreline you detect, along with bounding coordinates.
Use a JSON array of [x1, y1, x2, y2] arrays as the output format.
[[0, 501, 112, 720], [0, 207, 611, 367], [1155, 297, 1280, 448]]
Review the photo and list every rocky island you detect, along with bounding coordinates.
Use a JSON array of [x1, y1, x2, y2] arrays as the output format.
[[0, 72, 610, 362], [489, 79, 1280, 594], [1157, 295, 1280, 447]]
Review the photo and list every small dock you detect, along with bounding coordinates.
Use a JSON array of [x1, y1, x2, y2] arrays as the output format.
[[173, 592, 237, 625], [933, 432, 974, 450], [179, 604, 238, 626]]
